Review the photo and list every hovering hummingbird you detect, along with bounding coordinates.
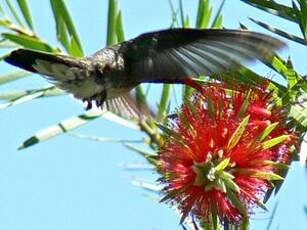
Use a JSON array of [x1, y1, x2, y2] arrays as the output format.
[[4, 28, 285, 118]]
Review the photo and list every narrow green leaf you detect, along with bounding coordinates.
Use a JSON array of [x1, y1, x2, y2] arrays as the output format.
[[237, 90, 251, 118], [50, 0, 70, 53], [240, 217, 249, 230], [219, 171, 235, 180], [227, 115, 250, 151], [215, 158, 230, 171], [156, 122, 183, 141], [196, 0, 212, 29], [0, 18, 12, 27], [19, 110, 104, 150], [106, 0, 118, 46], [116, 10, 125, 42], [16, 0, 34, 30], [212, 15, 223, 29], [227, 190, 247, 216], [220, 172, 240, 192], [0, 87, 65, 101], [50, 0, 83, 55], [211, 0, 225, 28], [210, 210, 221, 230], [184, 15, 190, 28], [290, 104, 307, 127], [262, 135, 289, 149], [0, 71, 30, 85], [132, 180, 160, 192], [250, 18, 307, 46], [251, 171, 284, 180], [256, 198, 268, 212], [258, 122, 279, 141], [5, 0, 25, 27], [269, 56, 301, 88], [158, 84, 171, 119], [207, 95, 215, 117], [70, 36, 83, 57], [69, 132, 144, 144], [293, 0, 307, 39], [0, 90, 44, 109], [2, 32, 55, 52], [124, 143, 158, 166], [0, 38, 19, 48], [179, 0, 185, 27], [261, 160, 289, 170], [240, 0, 296, 22], [237, 169, 284, 180]]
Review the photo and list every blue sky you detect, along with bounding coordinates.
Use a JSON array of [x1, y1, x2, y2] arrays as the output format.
[[0, 0, 306, 229]]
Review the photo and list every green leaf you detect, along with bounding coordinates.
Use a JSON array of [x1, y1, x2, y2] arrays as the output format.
[[5, 0, 25, 27], [269, 56, 301, 89], [106, 0, 118, 46], [179, 0, 185, 27], [261, 160, 289, 170], [251, 171, 284, 180], [69, 132, 145, 144], [0, 71, 30, 85], [250, 17, 307, 46], [293, 0, 307, 39], [227, 190, 247, 216], [240, 217, 249, 230], [290, 104, 307, 128], [2, 32, 55, 52], [124, 143, 158, 166], [211, 0, 225, 28], [212, 15, 223, 29], [237, 169, 284, 180], [116, 10, 125, 42], [0, 90, 44, 109], [158, 84, 171, 119], [132, 180, 160, 192], [237, 90, 251, 118], [215, 158, 230, 171], [196, 0, 212, 29], [184, 15, 190, 28], [70, 36, 83, 57], [16, 0, 34, 30], [50, 0, 83, 56], [220, 172, 240, 193], [262, 135, 289, 149], [50, 0, 70, 53], [257, 122, 279, 141], [227, 115, 250, 151], [240, 0, 296, 22], [256, 198, 268, 212], [0, 18, 13, 27], [0, 87, 65, 101], [18, 110, 104, 150], [0, 38, 19, 48]]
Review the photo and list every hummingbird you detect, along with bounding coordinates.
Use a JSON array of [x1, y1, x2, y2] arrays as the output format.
[[4, 28, 285, 118]]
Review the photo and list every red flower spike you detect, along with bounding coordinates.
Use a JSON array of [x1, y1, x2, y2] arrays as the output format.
[[158, 82, 296, 224]]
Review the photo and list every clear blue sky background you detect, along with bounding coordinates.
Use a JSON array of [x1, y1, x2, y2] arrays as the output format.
[[0, 0, 306, 229]]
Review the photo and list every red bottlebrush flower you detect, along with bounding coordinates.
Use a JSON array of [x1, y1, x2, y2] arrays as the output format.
[[158, 82, 296, 224]]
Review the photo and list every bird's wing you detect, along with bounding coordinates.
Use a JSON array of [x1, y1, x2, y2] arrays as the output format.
[[121, 28, 286, 83], [105, 92, 153, 120]]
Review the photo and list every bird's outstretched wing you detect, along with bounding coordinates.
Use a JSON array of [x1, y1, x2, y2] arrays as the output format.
[[4, 49, 152, 120], [121, 29, 286, 83]]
